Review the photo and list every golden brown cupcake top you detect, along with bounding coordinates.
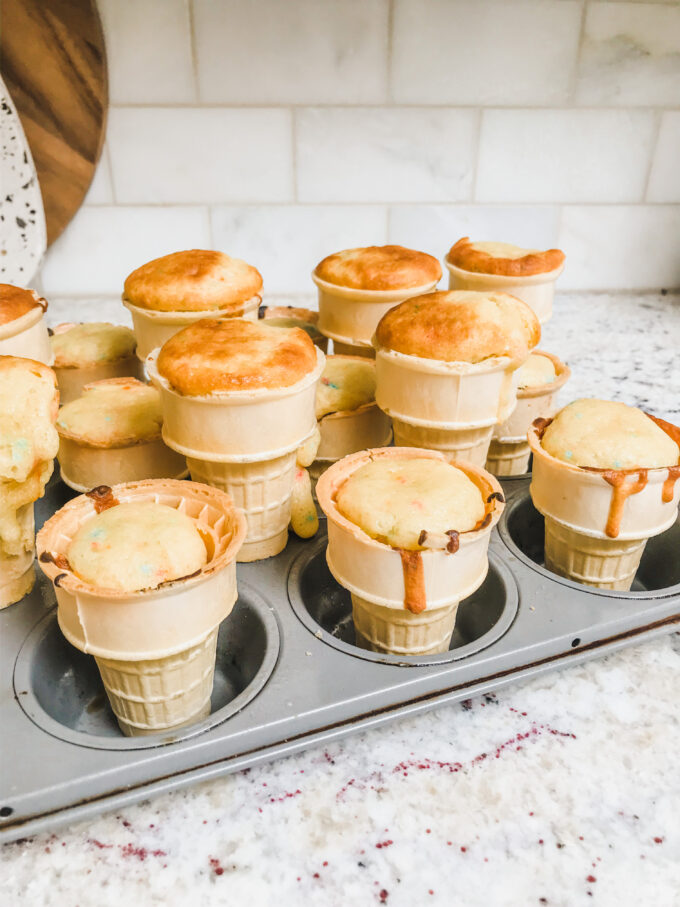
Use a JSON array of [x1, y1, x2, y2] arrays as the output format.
[[0, 284, 46, 326], [51, 323, 137, 368], [123, 250, 263, 313], [447, 238, 565, 277], [157, 319, 319, 396], [314, 245, 442, 291], [56, 379, 164, 448], [374, 290, 540, 364]]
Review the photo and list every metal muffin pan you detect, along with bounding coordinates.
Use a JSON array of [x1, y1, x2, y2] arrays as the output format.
[[1, 473, 679, 843]]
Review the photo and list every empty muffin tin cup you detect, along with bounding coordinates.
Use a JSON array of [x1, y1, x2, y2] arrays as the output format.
[[123, 295, 261, 361], [187, 451, 298, 562], [0, 502, 36, 609], [147, 346, 325, 462], [312, 272, 439, 349], [0, 294, 52, 365], [316, 447, 504, 655], [486, 351, 570, 477], [528, 423, 680, 590], [445, 261, 564, 324], [51, 323, 146, 405], [36, 479, 247, 736]]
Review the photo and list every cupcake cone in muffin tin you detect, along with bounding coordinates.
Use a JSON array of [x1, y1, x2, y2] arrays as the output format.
[[36, 479, 247, 736], [0, 502, 36, 609], [0, 290, 52, 365]]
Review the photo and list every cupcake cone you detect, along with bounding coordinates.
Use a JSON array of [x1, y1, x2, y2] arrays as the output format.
[[352, 594, 458, 655], [186, 452, 296, 561], [0, 503, 36, 609], [392, 419, 493, 468], [331, 339, 375, 359], [485, 438, 531, 476], [95, 628, 218, 737], [37, 479, 246, 737], [543, 517, 646, 592]]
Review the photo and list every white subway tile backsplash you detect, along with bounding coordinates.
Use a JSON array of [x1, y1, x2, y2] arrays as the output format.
[[210, 205, 387, 295], [98, 0, 195, 104], [388, 206, 562, 265], [476, 110, 656, 203], [391, 0, 582, 105], [193, 0, 388, 104], [296, 108, 477, 203], [108, 108, 293, 204], [82, 146, 114, 205], [576, 2, 680, 106], [40, 206, 210, 296], [558, 205, 680, 290], [647, 113, 680, 204]]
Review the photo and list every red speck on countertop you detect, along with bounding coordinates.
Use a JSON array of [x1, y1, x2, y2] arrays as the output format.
[[653, 837, 664, 844], [120, 844, 166, 861], [586, 875, 597, 883], [375, 840, 393, 849], [88, 839, 112, 850], [209, 857, 224, 876], [460, 846, 467, 853], [379, 890, 389, 903]]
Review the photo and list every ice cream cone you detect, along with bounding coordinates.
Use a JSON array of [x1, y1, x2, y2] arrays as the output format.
[[58, 436, 188, 493], [124, 294, 261, 361], [331, 338, 375, 358], [317, 448, 504, 656], [352, 595, 458, 655], [0, 502, 36, 609], [391, 419, 493, 468], [186, 452, 296, 561], [445, 261, 563, 324], [529, 423, 680, 591], [0, 296, 52, 364], [37, 478, 247, 736], [543, 517, 646, 591], [485, 438, 531, 476]]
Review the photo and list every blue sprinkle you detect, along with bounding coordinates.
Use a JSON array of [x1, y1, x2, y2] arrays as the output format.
[[328, 381, 339, 390], [564, 450, 573, 459], [104, 415, 112, 422], [613, 460, 623, 468], [140, 563, 153, 576], [89, 527, 106, 539], [575, 412, 583, 419], [11, 438, 29, 462]]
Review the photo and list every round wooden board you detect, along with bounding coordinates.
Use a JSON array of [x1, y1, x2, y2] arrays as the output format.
[[0, 0, 108, 246]]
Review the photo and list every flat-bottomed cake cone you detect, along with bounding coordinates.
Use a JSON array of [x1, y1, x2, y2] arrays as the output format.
[[392, 419, 494, 468], [0, 503, 36, 609], [352, 594, 458, 655], [187, 452, 297, 561], [95, 628, 218, 737], [543, 516, 646, 592], [37, 479, 246, 737], [485, 438, 531, 476]]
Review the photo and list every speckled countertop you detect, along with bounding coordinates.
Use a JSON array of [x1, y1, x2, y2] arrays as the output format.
[[1, 293, 679, 907]]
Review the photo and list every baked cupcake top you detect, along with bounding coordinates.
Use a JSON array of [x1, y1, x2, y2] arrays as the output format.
[[0, 355, 59, 485], [316, 356, 376, 419], [157, 318, 319, 396], [517, 352, 557, 390], [374, 290, 540, 364], [314, 245, 442, 292], [123, 250, 263, 313], [336, 457, 485, 550], [51, 323, 137, 369], [67, 501, 207, 593], [541, 399, 680, 469], [0, 284, 46, 326], [56, 378, 164, 448], [447, 238, 565, 277]]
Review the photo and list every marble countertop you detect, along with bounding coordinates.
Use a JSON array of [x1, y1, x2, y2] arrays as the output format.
[[2, 293, 679, 906]]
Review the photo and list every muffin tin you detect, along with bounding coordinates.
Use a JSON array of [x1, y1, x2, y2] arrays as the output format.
[[1, 472, 679, 843]]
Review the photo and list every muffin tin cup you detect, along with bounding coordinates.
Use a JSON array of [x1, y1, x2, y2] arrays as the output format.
[[392, 419, 494, 468], [58, 436, 188, 492], [124, 295, 261, 362], [485, 439, 531, 477], [528, 425, 680, 541], [0, 304, 53, 365], [374, 345, 519, 428], [36, 479, 247, 736], [0, 502, 36, 609], [352, 595, 459, 655], [186, 452, 297, 562], [316, 448, 504, 625], [445, 261, 564, 324], [147, 346, 325, 462], [53, 357, 146, 406], [492, 351, 571, 443], [312, 273, 439, 347]]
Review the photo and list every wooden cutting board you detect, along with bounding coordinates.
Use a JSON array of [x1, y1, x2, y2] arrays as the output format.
[[0, 0, 108, 246]]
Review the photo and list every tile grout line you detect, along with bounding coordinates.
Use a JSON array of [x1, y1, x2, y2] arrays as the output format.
[[104, 102, 680, 113], [78, 200, 680, 210]]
